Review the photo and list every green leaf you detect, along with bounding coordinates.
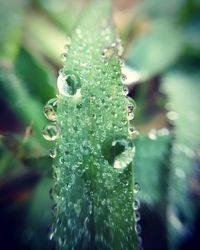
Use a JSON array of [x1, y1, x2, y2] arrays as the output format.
[[23, 156, 52, 177], [15, 47, 56, 103], [49, 1, 138, 249], [161, 69, 200, 249], [24, 11, 66, 65], [35, 0, 84, 33], [0, 65, 47, 147], [183, 18, 200, 55], [134, 132, 172, 207], [24, 178, 53, 250], [136, 0, 185, 19], [0, 0, 27, 62], [127, 20, 184, 80]]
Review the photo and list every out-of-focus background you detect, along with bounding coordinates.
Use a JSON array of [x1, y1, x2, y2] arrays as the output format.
[[0, 0, 200, 249]]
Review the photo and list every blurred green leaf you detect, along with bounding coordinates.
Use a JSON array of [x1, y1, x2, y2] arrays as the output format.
[[135, 132, 172, 207], [0, 0, 28, 62], [23, 178, 53, 250], [35, 0, 85, 34], [183, 18, 200, 55], [23, 156, 52, 177], [161, 69, 200, 249], [15, 47, 56, 103], [0, 65, 47, 147], [24, 11, 66, 65], [127, 20, 184, 80], [136, 0, 186, 19]]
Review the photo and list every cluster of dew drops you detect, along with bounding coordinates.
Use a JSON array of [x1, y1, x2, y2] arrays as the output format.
[[42, 31, 143, 248]]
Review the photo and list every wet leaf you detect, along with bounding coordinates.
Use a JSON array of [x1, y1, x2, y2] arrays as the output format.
[[48, 1, 138, 249]]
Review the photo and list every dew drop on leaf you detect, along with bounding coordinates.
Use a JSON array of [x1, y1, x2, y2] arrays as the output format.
[[134, 182, 140, 194], [133, 199, 140, 210], [102, 138, 135, 170], [101, 46, 115, 60], [49, 148, 57, 158], [44, 98, 58, 121], [42, 123, 59, 141], [57, 70, 81, 97], [123, 86, 129, 96]]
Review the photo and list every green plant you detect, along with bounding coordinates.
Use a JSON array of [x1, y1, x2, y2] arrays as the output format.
[[42, 1, 139, 249]]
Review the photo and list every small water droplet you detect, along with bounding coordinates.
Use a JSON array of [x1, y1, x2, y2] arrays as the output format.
[[135, 224, 142, 234], [133, 199, 140, 210], [123, 86, 129, 96], [49, 148, 57, 158], [101, 46, 115, 60], [134, 182, 140, 194], [121, 74, 127, 82], [129, 126, 139, 138], [47, 224, 55, 240], [42, 123, 59, 141], [135, 211, 141, 222], [44, 98, 58, 121], [128, 112, 134, 121]]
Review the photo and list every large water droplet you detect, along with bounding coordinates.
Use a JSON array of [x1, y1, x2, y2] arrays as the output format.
[[44, 98, 58, 121], [57, 70, 81, 97], [102, 137, 135, 170], [42, 123, 59, 141]]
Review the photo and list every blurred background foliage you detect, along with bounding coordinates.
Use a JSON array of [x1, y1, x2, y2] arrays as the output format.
[[0, 0, 200, 249]]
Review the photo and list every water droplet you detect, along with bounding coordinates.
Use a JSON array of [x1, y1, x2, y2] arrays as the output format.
[[123, 86, 129, 96], [101, 46, 115, 60], [129, 126, 139, 138], [135, 211, 141, 222], [121, 74, 127, 82], [44, 98, 58, 121], [102, 138, 135, 170], [135, 224, 142, 234], [134, 182, 140, 194], [116, 43, 123, 57], [49, 148, 57, 158], [133, 199, 140, 210], [57, 70, 81, 97], [42, 123, 59, 141], [128, 112, 134, 121], [47, 224, 55, 240], [166, 111, 178, 121]]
